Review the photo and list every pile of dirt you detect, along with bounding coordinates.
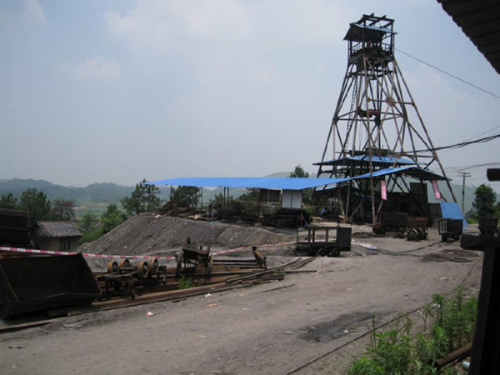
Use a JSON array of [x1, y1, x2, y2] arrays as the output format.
[[78, 213, 294, 256]]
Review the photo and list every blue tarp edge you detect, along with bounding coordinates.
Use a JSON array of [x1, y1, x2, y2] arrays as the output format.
[[440, 202, 468, 228]]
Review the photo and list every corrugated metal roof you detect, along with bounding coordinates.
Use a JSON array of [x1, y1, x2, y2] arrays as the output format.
[[344, 24, 395, 43], [34, 221, 82, 238], [437, 0, 500, 74], [145, 177, 349, 191], [440, 202, 468, 228]]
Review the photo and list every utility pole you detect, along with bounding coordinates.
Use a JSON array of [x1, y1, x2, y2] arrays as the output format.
[[458, 171, 471, 213]]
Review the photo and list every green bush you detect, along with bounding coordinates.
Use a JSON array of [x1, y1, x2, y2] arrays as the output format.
[[178, 276, 193, 289], [348, 288, 476, 375], [79, 227, 104, 244]]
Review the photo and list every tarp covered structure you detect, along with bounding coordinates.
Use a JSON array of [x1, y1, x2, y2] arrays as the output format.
[[145, 177, 349, 191], [440, 202, 468, 228], [146, 166, 445, 191], [353, 166, 448, 181]]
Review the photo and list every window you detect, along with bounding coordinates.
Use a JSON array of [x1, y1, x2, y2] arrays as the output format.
[[60, 237, 71, 251], [260, 189, 281, 203]]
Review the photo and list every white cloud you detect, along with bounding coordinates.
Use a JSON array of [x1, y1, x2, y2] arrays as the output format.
[[169, 0, 250, 41], [68, 57, 121, 82], [105, 0, 251, 49], [105, 0, 349, 50], [402, 63, 499, 185], [23, 0, 46, 24]]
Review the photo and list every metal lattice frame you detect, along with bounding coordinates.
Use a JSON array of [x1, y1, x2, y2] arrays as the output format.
[[317, 14, 457, 223]]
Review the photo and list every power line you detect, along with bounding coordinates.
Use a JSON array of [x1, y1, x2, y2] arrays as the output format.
[[446, 162, 500, 172], [415, 133, 500, 153], [458, 163, 500, 171], [440, 128, 500, 154], [463, 126, 500, 143], [396, 48, 500, 100]]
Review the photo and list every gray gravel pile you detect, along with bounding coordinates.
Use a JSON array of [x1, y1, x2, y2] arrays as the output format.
[[78, 213, 294, 256]]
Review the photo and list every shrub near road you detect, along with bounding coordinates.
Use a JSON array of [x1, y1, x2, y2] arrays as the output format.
[[349, 287, 477, 375]]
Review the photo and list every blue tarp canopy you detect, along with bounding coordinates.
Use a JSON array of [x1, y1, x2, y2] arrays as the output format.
[[440, 202, 468, 228], [353, 166, 447, 181], [320, 166, 446, 191], [147, 166, 445, 192], [145, 177, 349, 191]]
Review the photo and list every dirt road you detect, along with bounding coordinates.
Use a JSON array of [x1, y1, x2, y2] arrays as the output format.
[[0, 227, 482, 375]]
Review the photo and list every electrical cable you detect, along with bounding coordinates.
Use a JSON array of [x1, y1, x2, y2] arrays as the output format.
[[415, 133, 500, 153], [446, 162, 500, 172], [396, 48, 500, 100], [463, 126, 500, 143]]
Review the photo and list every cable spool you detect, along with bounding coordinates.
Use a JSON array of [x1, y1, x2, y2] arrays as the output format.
[[147, 257, 159, 276], [119, 258, 131, 268], [107, 261, 119, 274], [136, 260, 149, 278], [373, 222, 386, 235], [417, 228, 427, 241], [406, 228, 420, 241]]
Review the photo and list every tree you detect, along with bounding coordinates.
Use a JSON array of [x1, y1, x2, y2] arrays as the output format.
[[0, 193, 18, 210], [239, 188, 259, 202], [170, 186, 200, 207], [290, 164, 310, 178], [236, 188, 260, 215], [209, 193, 245, 214], [78, 212, 99, 234], [51, 199, 76, 221], [290, 164, 311, 204], [101, 204, 127, 234], [18, 188, 52, 225], [470, 184, 497, 218], [121, 179, 162, 216]]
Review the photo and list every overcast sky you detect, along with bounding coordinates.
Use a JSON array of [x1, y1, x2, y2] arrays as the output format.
[[2, 0, 499, 191]]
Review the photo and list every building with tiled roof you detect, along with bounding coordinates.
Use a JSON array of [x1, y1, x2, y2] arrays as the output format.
[[31, 221, 82, 252]]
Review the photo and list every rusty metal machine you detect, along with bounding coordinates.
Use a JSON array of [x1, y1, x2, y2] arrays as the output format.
[[296, 226, 352, 257], [211, 246, 267, 269], [175, 244, 213, 277], [438, 218, 463, 242], [99, 257, 167, 298], [0, 209, 29, 248]]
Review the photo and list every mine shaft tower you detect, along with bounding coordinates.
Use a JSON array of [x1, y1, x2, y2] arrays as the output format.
[[315, 14, 457, 223]]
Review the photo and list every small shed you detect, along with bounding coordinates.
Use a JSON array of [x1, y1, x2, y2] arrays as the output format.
[[31, 222, 82, 252]]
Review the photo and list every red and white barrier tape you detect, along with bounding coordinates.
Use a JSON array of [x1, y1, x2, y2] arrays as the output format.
[[0, 241, 295, 260]]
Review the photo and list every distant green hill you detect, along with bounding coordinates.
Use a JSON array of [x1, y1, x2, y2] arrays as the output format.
[[0, 179, 168, 216], [0, 179, 134, 203]]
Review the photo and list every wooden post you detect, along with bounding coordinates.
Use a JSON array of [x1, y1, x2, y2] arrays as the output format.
[[459, 172, 471, 214], [461, 233, 500, 374]]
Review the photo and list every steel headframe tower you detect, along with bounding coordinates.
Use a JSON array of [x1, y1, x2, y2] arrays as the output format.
[[316, 14, 457, 223]]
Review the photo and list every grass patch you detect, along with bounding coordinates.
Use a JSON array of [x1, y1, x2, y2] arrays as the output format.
[[274, 267, 285, 278], [178, 275, 194, 289], [348, 287, 477, 375]]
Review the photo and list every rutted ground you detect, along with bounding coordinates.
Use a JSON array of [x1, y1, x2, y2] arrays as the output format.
[[0, 223, 483, 375]]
